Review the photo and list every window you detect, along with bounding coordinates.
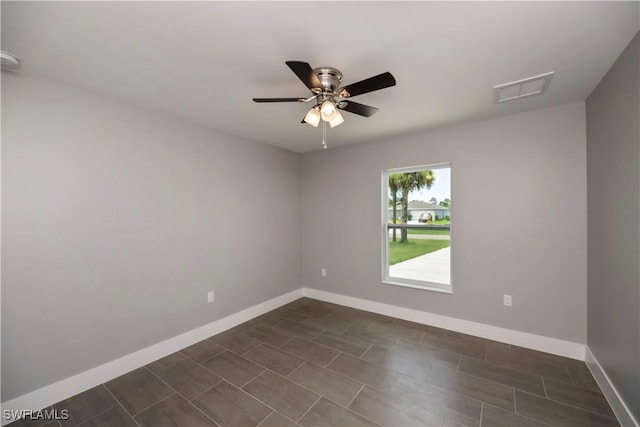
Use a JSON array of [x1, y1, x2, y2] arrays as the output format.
[[382, 163, 452, 293]]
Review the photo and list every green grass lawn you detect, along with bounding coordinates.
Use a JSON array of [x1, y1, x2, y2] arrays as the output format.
[[388, 239, 450, 265], [406, 229, 450, 235]]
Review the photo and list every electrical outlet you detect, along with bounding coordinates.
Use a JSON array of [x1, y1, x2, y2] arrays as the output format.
[[321, 268, 326, 277], [207, 291, 215, 303], [503, 294, 512, 307]]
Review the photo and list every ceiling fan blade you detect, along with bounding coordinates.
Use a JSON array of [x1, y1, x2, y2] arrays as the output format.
[[338, 100, 379, 117], [339, 72, 396, 98], [252, 97, 305, 103], [286, 61, 323, 91]]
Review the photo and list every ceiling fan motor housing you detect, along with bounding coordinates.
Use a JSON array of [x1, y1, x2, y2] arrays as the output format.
[[313, 67, 343, 95]]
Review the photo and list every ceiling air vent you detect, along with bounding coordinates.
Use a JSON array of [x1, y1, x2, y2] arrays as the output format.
[[494, 72, 554, 103]]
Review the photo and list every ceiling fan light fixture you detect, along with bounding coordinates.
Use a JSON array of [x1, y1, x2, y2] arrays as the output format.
[[304, 106, 321, 127], [320, 100, 337, 121], [252, 61, 397, 148], [328, 110, 344, 128]]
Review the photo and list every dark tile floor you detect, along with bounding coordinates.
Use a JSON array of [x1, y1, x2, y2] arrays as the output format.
[[9, 298, 618, 427]]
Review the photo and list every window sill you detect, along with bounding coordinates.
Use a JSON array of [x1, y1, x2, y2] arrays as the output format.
[[382, 279, 453, 294]]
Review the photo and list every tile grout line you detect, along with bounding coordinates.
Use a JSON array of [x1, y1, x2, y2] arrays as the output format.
[[308, 371, 435, 427], [221, 379, 298, 427], [389, 336, 400, 351], [188, 378, 223, 402], [516, 389, 619, 421], [230, 371, 323, 426], [131, 378, 177, 416], [254, 410, 275, 427], [295, 395, 323, 424], [343, 406, 385, 427], [420, 369, 519, 414], [179, 348, 217, 364], [359, 344, 374, 359], [278, 335, 297, 349], [203, 335, 261, 362], [240, 342, 265, 357], [482, 402, 555, 427], [323, 351, 343, 367], [288, 364, 368, 408], [239, 369, 268, 389], [271, 319, 286, 330], [454, 367, 549, 403], [142, 365, 222, 426], [564, 365, 577, 387], [345, 383, 366, 408], [491, 350, 578, 379], [237, 350, 313, 385], [347, 341, 515, 397], [102, 383, 143, 427], [397, 337, 484, 367], [546, 399, 619, 420], [197, 353, 232, 377], [285, 360, 307, 379], [275, 338, 339, 366], [72, 400, 120, 427], [263, 364, 372, 423], [189, 380, 276, 427], [181, 399, 223, 427], [454, 355, 582, 398], [541, 376, 549, 398]]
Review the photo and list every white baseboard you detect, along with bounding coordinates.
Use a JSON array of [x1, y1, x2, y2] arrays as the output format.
[[585, 347, 639, 427], [0, 289, 304, 426], [302, 288, 585, 360]]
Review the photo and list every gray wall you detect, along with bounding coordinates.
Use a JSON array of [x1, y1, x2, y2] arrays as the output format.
[[1, 74, 302, 401], [301, 102, 588, 343], [586, 32, 640, 420]]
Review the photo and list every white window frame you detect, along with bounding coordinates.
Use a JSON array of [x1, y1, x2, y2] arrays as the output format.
[[381, 163, 453, 294]]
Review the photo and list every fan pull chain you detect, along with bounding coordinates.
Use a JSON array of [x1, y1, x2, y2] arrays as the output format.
[[321, 121, 327, 149]]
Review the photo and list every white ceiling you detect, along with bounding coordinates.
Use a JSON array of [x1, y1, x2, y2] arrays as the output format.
[[2, 1, 638, 153]]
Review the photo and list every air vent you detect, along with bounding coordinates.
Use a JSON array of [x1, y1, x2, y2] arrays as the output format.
[[494, 72, 554, 103]]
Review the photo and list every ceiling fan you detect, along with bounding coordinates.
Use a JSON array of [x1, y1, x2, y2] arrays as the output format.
[[253, 61, 396, 147]]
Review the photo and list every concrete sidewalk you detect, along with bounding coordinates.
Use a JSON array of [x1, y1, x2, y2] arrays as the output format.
[[389, 246, 450, 284]]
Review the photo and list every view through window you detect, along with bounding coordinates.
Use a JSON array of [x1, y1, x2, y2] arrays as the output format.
[[382, 164, 452, 292]]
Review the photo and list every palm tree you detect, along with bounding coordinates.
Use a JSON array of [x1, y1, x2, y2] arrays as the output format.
[[388, 174, 402, 241], [439, 198, 451, 208], [398, 171, 435, 243]]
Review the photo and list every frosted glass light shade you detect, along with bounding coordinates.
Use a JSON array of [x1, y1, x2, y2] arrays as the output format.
[[328, 110, 344, 128], [303, 107, 321, 127], [320, 100, 337, 121]]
